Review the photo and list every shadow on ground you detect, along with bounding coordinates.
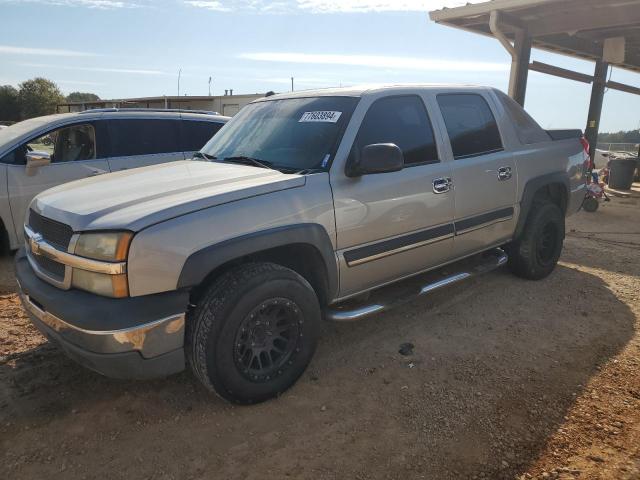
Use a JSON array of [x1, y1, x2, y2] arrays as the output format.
[[1, 260, 635, 480]]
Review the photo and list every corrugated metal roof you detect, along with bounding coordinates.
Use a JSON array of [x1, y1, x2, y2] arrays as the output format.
[[430, 0, 640, 73]]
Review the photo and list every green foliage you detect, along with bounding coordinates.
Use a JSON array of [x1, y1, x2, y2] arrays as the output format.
[[18, 77, 65, 119], [0, 79, 101, 121], [66, 91, 100, 103], [598, 129, 640, 144], [0, 85, 20, 122]]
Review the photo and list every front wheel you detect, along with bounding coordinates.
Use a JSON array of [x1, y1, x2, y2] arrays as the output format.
[[186, 262, 321, 404], [508, 201, 565, 280]]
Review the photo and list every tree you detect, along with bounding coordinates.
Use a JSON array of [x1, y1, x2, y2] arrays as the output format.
[[66, 91, 100, 103], [18, 77, 64, 119], [0, 85, 20, 122], [598, 129, 640, 145]]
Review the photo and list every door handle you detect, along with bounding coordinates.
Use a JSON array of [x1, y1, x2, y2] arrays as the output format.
[[497, 166, 512, 181], [432, 177, 452, 194]]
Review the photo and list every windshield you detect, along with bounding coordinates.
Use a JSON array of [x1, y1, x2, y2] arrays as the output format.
[[200, 96, 359, 172]]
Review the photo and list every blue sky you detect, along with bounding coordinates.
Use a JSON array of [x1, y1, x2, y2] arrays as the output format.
[[1, 0, 639, 133]]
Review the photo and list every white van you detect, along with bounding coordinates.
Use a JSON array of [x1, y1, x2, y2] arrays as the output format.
[[0, 109, 228, 250]]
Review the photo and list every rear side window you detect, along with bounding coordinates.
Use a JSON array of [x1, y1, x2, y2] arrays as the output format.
[[181, 120, 224, 152], [437, 94, 503, 159], [108, 119, 180, 157], [494, 90, 550, 145], [354, 95, 438, 166]]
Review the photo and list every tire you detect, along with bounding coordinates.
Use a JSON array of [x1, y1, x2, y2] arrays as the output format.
[[582, 196, 599, 212], [508, 201, 565, 280], [0, 222, 10, 257], [186, 262, 321, 404]]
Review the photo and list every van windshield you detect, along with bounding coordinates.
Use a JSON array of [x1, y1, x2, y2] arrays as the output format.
[[200, 96, 358, 172]]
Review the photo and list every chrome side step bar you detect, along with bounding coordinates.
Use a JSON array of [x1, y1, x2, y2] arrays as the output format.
[[325, 248, 508, 322]]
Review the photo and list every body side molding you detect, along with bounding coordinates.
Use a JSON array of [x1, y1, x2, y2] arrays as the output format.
[[454, 206, 514, 234], [343, 223, 454, 267]]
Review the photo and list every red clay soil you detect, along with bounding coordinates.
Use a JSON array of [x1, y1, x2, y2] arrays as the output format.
[[1, 194, 639, 480]]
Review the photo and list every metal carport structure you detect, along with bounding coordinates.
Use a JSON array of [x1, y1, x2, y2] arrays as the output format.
[[429, 0, 640, 164]]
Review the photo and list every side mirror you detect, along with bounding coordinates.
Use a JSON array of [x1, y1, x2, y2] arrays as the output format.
[[348, 143, 404, 177], [26, 151, 51, 176]]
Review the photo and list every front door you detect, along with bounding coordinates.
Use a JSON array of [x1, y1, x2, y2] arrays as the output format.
[[434, 92, 517, 257], [331, 94, 455, 298], [7, 122, 110, 242], [106, 118, 185, 172]]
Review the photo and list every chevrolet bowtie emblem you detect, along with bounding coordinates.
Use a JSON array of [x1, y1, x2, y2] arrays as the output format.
[[30, 233, 43, 256]]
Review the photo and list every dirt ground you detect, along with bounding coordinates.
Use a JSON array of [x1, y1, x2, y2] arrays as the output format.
[[1, 192, 639, 480]]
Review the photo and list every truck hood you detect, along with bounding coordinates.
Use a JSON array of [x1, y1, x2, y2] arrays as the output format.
[[32, 160, 305, 232]]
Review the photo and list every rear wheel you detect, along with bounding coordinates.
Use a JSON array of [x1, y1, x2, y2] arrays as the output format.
[[508, 201, 564, 280], [186, 262, 321, 404]]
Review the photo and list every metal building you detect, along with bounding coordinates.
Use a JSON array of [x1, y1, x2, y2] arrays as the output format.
[[430, 0, 640, 163], [57, 93, 265, 117]]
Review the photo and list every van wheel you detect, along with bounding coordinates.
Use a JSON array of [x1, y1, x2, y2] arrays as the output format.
[[0, 222, 10, 256], [187, 262, 320, 404], [508, 201, 564, 280]]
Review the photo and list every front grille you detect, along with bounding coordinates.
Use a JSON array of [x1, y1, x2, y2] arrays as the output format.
[[33, 254, 65, 281], [28, 210, 74, 251], [27, 210, 73, 282]]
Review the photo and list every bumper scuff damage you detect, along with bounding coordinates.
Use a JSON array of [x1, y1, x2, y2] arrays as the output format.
[[15, 249, 188, 379]]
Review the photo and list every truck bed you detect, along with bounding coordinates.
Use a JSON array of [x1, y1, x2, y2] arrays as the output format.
[[546, 129, 583, 141]]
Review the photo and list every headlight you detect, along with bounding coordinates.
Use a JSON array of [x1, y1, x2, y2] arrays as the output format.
[[74, 232, 132, 261], [72, 231, 132, 297]]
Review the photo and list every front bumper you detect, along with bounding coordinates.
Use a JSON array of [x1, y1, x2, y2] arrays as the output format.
[[16, 250, 190, 379]]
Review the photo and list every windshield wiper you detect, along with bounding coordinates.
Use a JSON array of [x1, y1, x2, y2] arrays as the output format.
[[295, 168, 324, 175], [193, 151, 217, 160], [223, 155, 274, 170]]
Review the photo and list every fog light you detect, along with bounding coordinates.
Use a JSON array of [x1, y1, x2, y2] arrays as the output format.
[[72, 269, 129, 298]]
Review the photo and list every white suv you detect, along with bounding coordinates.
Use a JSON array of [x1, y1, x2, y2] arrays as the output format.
[[0, 109, 228, 250]]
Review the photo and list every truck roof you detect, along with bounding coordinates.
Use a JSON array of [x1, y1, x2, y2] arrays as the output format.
[[255, 83, 492, 102]]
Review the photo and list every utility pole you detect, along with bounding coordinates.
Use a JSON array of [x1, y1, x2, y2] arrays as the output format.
[[291, 77, 294, 92], [584, 59, 609, 168], [177, 68, 182, 97], [208, 76, 212, 96]]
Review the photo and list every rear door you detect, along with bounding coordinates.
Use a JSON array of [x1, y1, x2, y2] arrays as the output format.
[[434, 92, 517, 257], [106, 118, 184, 172], [6, 121, 110, 242], [180, 119, 225, 158]]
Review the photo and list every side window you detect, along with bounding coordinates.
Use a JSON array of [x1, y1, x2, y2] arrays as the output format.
[[108, 119, 181, 157], [181, 121, 224, 152], [494, 90, 550, 145], [12, 123, 97, 164], [354, 95, 438, 166], [26, 131, 57, 159], [437, 94, 503, 159], [52, 124, 96, 162]]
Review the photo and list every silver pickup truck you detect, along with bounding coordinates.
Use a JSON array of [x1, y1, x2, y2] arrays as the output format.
[[16, 85, 588, 404]]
